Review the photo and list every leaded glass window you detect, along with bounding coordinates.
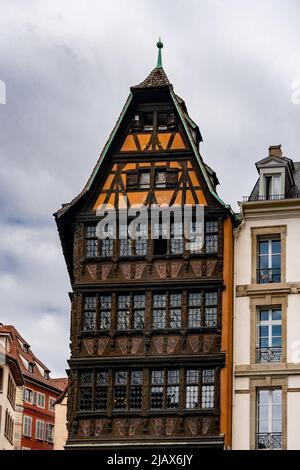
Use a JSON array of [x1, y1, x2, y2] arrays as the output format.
[[204, 292, 218, 327], [170, 222, 184, 254], [117, 293, 145, 330], [83, 296, 96, 331], [100, 238, 113, 257], [152, 293, 181, 329], [133, 294, 145, 329], [185, 369, 215, 409], [114, 370, 143, 410], [117, 295, 130, 330], [188, 292, 202, 328], [153, 294, 167, 328], [86, 225, 97, 257], [99, 295, 111, 330], [205, 220, 218, 254], [150, 369, 179, 409], [201, 369, 215, 408], [186, 369, 199, 409], [95, 372, 108, 410], [78, 372, 93, 411]]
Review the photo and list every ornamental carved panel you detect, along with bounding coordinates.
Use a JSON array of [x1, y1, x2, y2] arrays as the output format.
[[73, 223, 84, 281]]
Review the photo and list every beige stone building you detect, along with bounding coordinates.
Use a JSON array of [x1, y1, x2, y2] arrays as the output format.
[[53, 386, 68, 450], [233, 145, 300, 450]]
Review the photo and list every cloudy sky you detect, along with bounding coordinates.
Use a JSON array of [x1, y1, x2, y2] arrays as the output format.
[[1, 0, 300, 376]]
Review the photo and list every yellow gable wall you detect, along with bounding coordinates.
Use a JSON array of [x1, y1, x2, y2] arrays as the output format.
[[93, 160, 207, 210]]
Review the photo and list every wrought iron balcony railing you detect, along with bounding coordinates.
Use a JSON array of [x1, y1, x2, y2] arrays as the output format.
[[256, 432, 282, 450], [256, 347, 282, 363], [243, 193, 300, 202], [257, 268, 281, 284], [243, 194, 285, 202]]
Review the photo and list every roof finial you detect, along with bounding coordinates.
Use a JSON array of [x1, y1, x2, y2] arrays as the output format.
[[156, 37, 163, 68]]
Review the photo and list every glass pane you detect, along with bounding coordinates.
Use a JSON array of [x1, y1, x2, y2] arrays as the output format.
[[96, 372, 108, 385], [188, 308, 201, 328], [133, 311, 144, 329], [205, 292, 218, 306], [80, 372, 93, 387], [259, 241, 269, 255], [259, 326, 269, 338], [205, 221, 218, 233], [186, 370, 198, 384], [115, 371, 127, 385], [151, 387, 163, 409], [202, 369, 215, 383], [272, 309, 282, 321], [86, 226, 96, 238], [272, 389, 282, 404], [272, 255, 281, 269], [139, 171, 150, 188], [259, 255, 269, 269], [201, 385, 214, 408], [189, 293, 201, 306], [272, 337, 282, 347], [168, 370, 179, 384], [272, 240, 281, 254], [86, 239, 97, 257], [272, 325, 282, 337], [155, 171, 167, 188], [186, 386, 198, 409], [167, 386, 179, 408], [151, 370, 164, 385], [131, 370, 143, 385], [259, 310, 269, 322], [258, 390, 269, 405]]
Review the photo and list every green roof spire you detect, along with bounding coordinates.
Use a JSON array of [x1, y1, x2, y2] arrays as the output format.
[[156, 37, 163, 68]]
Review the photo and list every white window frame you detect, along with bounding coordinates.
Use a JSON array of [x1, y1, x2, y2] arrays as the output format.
[[37, 392, 45, 409], [257, 389, 282, 435], [45, 423, 54, 442], [23, 415, 32, 437], [257, 308, 282, 348], [35, 419, 45, 440], [259, 167, 285, 199], [48, 397, 56, 412], [24, 387, 33, 403]]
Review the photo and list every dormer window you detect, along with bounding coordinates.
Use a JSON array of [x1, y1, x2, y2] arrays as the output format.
[[28, 363, 34, 373]]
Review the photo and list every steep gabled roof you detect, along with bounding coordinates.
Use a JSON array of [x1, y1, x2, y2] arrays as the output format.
[[0, 324, 66, 392], [55, 42, 235, 222]]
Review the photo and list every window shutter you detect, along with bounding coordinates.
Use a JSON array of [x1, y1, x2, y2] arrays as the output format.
[[126, 172, 138, 189]]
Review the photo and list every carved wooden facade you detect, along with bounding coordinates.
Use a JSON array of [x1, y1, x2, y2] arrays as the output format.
[[55, 50, 235, 449]]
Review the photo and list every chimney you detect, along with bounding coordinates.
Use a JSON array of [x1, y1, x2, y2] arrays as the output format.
[[269, 145, 282, 158]]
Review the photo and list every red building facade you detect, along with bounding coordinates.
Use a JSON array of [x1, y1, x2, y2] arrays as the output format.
[[0, 325, 67, 450]]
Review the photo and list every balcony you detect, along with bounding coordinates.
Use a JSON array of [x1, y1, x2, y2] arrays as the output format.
[[256, 347, 282, 363], [256, 432, 282, 450], [243, 193, 300, 202], [257, 268, 281, 284]]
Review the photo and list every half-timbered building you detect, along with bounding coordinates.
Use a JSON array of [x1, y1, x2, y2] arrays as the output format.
[[55, 41, 236, 450]]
